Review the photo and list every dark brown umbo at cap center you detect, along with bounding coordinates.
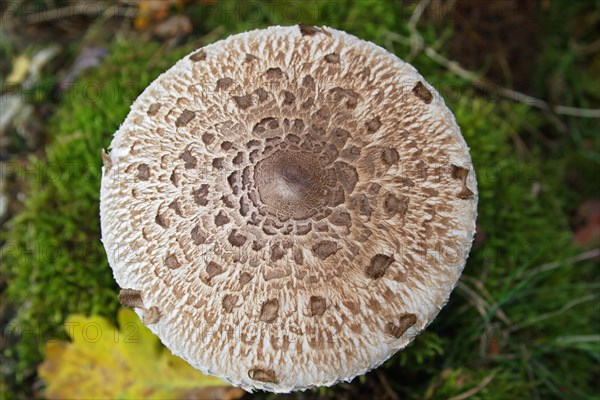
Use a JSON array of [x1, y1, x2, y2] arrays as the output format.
[[255, 149, 337, 221]]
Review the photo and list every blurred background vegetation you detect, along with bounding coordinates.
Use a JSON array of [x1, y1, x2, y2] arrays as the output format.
[[1, 0, 599, 399]]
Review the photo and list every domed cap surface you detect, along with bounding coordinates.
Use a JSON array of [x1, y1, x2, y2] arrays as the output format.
[[100, 25, 477, 392]]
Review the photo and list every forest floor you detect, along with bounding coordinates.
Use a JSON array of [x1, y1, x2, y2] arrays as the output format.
[[1, 1, 599, 399]]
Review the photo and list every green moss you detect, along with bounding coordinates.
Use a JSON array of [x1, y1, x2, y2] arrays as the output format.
[[444, 98, 599, 399], [1, 38, 195, 383]]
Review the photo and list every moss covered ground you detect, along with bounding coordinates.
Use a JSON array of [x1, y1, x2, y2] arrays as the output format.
[[1, 1, 599, 399]]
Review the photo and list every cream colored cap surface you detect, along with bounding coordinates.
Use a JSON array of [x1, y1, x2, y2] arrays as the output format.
[[100, 25, 477, 392]]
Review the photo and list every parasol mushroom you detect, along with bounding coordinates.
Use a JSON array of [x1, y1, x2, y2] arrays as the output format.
[[100, 25, 477, 392]]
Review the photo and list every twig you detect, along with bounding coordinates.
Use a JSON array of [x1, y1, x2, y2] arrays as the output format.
[[520, 248, 600, 280], [406, 0, 431, 60], [508, 294, 596, 333], [384, 30, 600, 119], [408, 0, 432, 29], [447, 371, 497, 400], [457, 279, 512, 328], [423, 46, 600, 118], [3, 3, 137, 27], [461, 276, 513, 326], [455, 281, 489, 320]]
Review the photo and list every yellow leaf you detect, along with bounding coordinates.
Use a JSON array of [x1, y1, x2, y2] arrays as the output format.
[[7, 55, 30, 85], [38, 308, 244, 400]]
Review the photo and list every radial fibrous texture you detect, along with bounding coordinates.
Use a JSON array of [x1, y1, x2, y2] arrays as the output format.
[[100, 26, 477, 392]]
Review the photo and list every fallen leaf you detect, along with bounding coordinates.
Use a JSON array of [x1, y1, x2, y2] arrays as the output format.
[[134, 0, 177, 30], [7, 55, 30, 85], [133, 0, 210, 30], [38, 308, 245, 400], [153, 15, 193, 39]]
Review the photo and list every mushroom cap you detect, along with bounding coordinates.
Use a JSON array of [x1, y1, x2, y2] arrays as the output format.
[[100, 26, 477, 392]]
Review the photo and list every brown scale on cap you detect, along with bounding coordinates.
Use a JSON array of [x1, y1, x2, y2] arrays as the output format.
[[259, 299, 279, 322], [312, 240, 338, 260], [143, 306, 161, 324], [101, 149, 112, 172], [412, 81, 433, 104], [386, 313, 417, 338], [179, 149, 197, 169], [118, 288, 144, 308], [165, 254, 180, 269], [154, 210, 170, 229], [189, 49, 206, 62], [366, 116, 382, 133], [366, 254, 395, 279], [248, 368, 278, 383], [264, 67, 284, 79], [136, 164, 150, 180], [147, 103, 161, 116], [192, 184, 210, 206], [245, 53, 259, 62], [101, 26, 477, 393], [451, 164, 475, 199], [206, 261, 223, 280], [216, 77, 234, 91], [190, 224, 206, 245], [309, 296, 327, 316], [298, 24, 322, 36], [118, 289, 161, 324], [201, 132, 215, 145], [222, 294, 237, 313], [175, 109, 195, 127], [324, 52, 340, 64]]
